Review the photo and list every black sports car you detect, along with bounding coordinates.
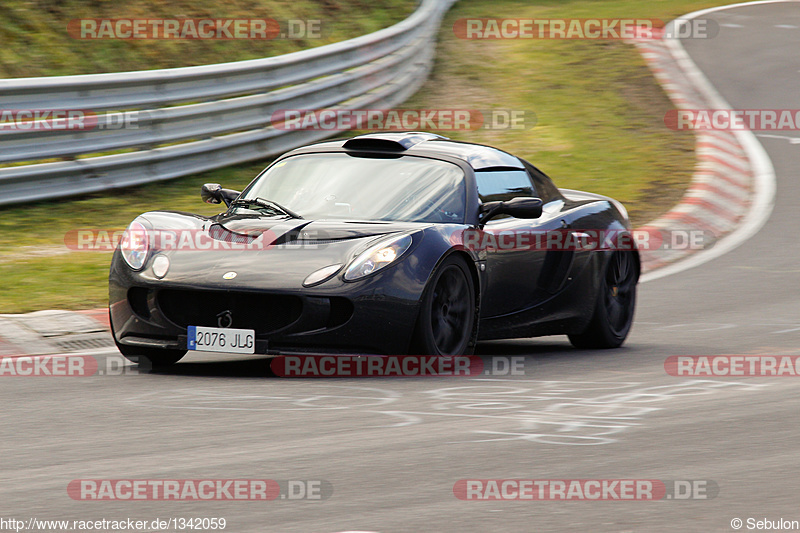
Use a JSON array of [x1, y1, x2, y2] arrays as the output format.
[[110, 132, 639, 366]]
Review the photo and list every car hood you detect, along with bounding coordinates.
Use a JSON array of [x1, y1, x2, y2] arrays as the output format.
[[136, 211, 429, 289], [210, 213, 422, 243]]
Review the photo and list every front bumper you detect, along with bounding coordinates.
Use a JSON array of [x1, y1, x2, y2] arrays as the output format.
[[109, 252, 426, 356]]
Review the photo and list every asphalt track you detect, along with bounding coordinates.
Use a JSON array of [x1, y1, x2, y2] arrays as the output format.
[[2, 3, 799, 532]]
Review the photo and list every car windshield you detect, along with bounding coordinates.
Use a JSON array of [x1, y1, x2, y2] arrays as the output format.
[[241, 153, 466, 223]]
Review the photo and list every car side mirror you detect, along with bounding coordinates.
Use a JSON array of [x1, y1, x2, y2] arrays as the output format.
[[201, 183, 241, 207], [480, 196, 543, 226]]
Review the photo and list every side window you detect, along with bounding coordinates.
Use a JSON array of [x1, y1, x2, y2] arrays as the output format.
[[524, 162, 561, 201], [475, 168, 536, 204]]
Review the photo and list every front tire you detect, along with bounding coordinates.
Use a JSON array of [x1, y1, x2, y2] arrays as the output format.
[[411, 255, 476, 355], [568, 251, 638, 349]]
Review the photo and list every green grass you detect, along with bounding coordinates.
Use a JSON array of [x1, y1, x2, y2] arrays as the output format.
[[0, 253, 114, 312], [405, 0, 724, 223], [0, 0, 726, 313], [0, 0, 414, 77], [0, 162, 268, 253]]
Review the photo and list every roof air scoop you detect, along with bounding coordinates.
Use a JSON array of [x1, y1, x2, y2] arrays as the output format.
[[343, 132, 448, 152]]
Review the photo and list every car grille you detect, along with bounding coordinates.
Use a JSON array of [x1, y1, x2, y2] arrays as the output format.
[[157, 289, 302, 334]]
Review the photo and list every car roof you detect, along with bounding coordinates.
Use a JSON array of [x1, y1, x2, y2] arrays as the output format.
[[282, 132, 526, 171]]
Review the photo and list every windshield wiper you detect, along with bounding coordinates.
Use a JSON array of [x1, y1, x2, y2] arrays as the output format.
[[229, 197, 303, 219]]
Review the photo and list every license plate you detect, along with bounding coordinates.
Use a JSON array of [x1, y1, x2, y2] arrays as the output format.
[[187, 326, 255, 354]]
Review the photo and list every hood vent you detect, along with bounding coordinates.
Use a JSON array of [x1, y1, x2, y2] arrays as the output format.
[[343, 132, 448, 152]]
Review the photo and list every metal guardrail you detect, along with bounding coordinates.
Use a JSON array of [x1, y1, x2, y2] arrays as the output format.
[[0, 0, 455, 206]]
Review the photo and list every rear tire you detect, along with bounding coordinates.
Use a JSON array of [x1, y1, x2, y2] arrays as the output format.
[[568, 251, 638, 349], [411, 255, 476, 355]]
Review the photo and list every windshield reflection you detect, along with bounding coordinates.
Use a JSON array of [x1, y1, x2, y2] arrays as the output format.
[[243, 153, 466, 223]]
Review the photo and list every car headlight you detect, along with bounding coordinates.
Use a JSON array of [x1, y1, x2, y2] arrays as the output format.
[[119, 219, 150, 270], [344, 233, 413, 282]]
